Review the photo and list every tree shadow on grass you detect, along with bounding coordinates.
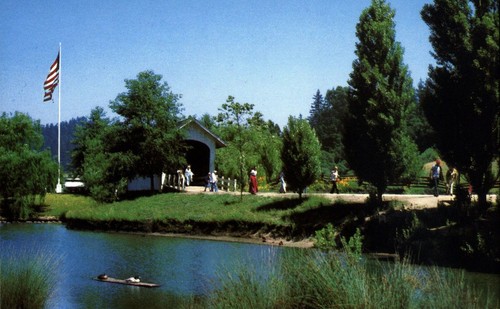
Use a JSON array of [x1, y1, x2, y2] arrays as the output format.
[[255, 198, 308, 211], [286, 202, 371, 227]]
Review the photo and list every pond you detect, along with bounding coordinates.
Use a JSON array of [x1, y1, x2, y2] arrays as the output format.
[[1, 223, 498, 308]]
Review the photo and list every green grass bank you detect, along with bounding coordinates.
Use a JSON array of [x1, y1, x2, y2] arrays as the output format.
[[32, 192, 500, 273]]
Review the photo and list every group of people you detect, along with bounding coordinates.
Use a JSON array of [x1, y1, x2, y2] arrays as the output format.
[[429, 159, 458, 197], [176, 165, 219, 192], [182, 161, 459, 197], [204, 170, 219, 192], [173, 165, 195, 190], [181, 165, 260, 194], [328, 161, 460, 197]]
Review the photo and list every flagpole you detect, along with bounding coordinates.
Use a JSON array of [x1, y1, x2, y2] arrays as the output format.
[[55, 42, 63, 193]]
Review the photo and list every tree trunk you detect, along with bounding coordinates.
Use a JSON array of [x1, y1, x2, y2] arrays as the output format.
[[150, 175, 155, 192], [376, 187, 384, 207], [477, 188, 488, 211]]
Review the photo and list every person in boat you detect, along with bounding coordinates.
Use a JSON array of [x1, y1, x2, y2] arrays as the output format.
[[125, 276, 141, 283], [97, 273, 108, 280]]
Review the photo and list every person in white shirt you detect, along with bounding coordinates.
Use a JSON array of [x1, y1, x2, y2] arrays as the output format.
[[210, 170, 218, 192], [330, 166, 340, 194], [279, 171, 286, 193], [125, 276, 140, 283], [184, 165, 194, 186]]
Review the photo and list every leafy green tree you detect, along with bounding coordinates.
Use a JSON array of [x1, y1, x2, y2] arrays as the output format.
[[71, 107, 109, 176], [253, 122, 283, 184], [71, 107, 131, 202], [420, 0, 499, 207], [0, 112, 57, 218], [216, 96, 256, 198], [110, 70, 186, 190], [82, 136, 131, 202], [281, 116, 322, 199], [246, 111, 283, 182], [408, 84, 436, 152], [344, 0, 420, 202], [216, 98, 282, 191], [198, 113, 216, 131]]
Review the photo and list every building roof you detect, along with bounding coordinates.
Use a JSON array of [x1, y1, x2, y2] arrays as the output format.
[[178, 117, 226, 148]]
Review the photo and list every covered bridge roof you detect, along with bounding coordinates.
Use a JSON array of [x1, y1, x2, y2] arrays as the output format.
[[178, 117, 226, 148]]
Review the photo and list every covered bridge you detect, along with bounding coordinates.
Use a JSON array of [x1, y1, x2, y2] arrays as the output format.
[[178, 118, 226, 184], [128, 117, 226, 190]]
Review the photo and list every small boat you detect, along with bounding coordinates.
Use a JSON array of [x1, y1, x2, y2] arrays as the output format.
[[93, 276, 161, 288]]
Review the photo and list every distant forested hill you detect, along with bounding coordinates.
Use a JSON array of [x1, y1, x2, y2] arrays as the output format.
[[42, 117, 87, 174]]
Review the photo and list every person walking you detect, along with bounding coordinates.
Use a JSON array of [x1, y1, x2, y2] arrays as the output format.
[[177, 169, 185, 190], [204, 172, 211, 192], [446, 166, 458, 196], [210, 170, 218, 192], [430, 159, 442, 197], [279, 171, 286, 193], [330, 166, 340, 194], [249, 167, 258, 194], [184, 165, 194, 186]]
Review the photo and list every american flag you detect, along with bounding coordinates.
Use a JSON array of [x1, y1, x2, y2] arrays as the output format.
[[43, 52, 59, 102]]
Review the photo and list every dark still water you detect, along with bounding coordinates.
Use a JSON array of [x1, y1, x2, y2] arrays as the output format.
[[1, 223, 499, 308]]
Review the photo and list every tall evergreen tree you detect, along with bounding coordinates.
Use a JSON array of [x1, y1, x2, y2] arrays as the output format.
[[281, 116, 322, 199], [408, 84, 436, 152], [420, 0, 499, 207], [323, 86, 349, 159], [308, 86, 349, 176], [308, 89, 324, 129], [344, 0, 419, 202]]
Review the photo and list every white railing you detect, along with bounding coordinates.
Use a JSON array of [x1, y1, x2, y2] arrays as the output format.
[[161, 173, 239, 192], [219, 176, 238, 192], [161, 173, 185, 191]]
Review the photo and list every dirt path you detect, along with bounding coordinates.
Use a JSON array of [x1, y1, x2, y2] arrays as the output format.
[[183, 185, 497, 209], [154, 186, 498, 248]]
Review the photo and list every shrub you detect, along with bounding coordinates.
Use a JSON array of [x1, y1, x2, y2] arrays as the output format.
[[313, 223, 337, 249]]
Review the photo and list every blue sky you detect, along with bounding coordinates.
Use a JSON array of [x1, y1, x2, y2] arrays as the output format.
[[0, 0, 433, 128]]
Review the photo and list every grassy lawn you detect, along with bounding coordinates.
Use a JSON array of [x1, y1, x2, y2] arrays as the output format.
[[42, 193, 336, 226]]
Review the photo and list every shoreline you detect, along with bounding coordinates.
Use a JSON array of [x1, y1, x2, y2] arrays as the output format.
[[2, 192, 498, 273], [0, 216, 314, 248], [121, 230, 315, 248]]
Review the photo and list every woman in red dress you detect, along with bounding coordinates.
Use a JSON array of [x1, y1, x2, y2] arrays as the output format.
[[249, 167, 258, 194]]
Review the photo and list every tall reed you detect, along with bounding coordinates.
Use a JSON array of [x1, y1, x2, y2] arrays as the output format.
[[200, 248, 498, 309], [0, 248, 59, 309]]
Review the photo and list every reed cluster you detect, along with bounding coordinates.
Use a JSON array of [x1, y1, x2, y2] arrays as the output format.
[[0, 248, 59, 309], [187, 248, 497, 309]]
